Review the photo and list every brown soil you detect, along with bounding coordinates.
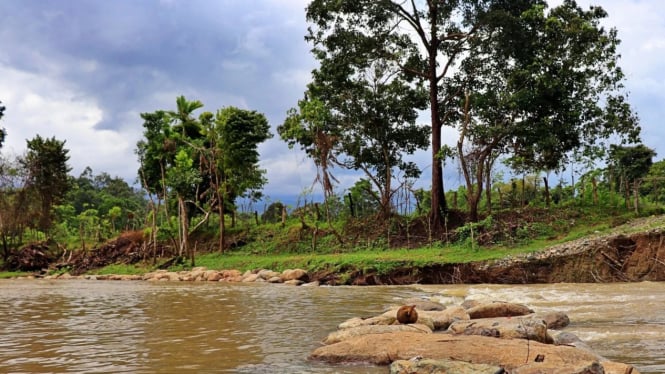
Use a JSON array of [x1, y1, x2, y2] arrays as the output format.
[[346, 228, 665, 285]]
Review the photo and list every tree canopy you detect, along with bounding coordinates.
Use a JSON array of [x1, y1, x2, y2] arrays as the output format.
[[304, 0, 641, 223], [21, 135, 72, 233], [280, 58, 429, 216], [136, 96, 271, 255]]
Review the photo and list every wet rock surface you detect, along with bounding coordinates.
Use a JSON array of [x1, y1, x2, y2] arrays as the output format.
[[310, 298, 640, 374]]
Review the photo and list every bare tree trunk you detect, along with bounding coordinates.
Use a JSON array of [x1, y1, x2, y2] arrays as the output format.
[[543, 176, 550, 207], [634, 180, 640, 214], [484, 156, 494, 215], [281, 205, 287, 227], [178, 195, 188, 258]]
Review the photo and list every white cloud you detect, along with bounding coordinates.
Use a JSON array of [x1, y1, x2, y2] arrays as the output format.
[[0, 64, 139, 180]]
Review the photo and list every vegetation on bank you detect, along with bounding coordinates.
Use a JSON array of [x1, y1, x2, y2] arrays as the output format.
[[1, 2, 664, 282]]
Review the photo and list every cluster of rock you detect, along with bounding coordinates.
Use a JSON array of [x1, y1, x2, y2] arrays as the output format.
[[310, 297, 639, 374], [41, 267, 315, 286]]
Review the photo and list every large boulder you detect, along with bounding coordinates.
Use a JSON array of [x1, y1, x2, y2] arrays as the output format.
[[380, 305, 469, 331], [281, 268, 308, 281], [309, 332, 638, 374], [418, 306, 470, 330], [323, 324, 432, 345], [466, 301, 534, 319], [339, 314, 396, 329], [525, 311, 570, 329], [511, 360, 604, 374], [401, 298, 447, 311], [448, 317, 553, 344], [390, 358, 502, 374]]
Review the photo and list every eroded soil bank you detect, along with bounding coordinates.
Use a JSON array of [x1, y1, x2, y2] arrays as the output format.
[[341, 228, 665, 285]]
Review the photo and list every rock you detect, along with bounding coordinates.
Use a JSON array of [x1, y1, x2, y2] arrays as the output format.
[[401, 298, 446, 311], [466, 301, 534, 319], [511, 360, 604, 374], [309, 332, 638, 374], [302, 281, 320, 287], [390, 358, 503, 374], [418, 306, 470, 330], [323, 324, 432, 345], [258, 269, 281, 280], [448, 317, 553, 344], [525, 311, 570, 329], [339, 314, 396, 329], [165, 272, 181, 281], [282, 268, 308, 281], [284, 279, 304, 286], [242, 273, 260, 282], [460, 299, 482, 309], [227, 275, 244, 282], [267, 276, 283, 283], [550, 331, 598, 357], [190, 269, 206, 280], [206, 271, 222, 282], [221, 269, 242, 278]]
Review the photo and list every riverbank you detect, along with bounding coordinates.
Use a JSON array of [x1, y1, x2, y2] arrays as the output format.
[[8, 214, 664, 286], [4, 214, 665, 285]]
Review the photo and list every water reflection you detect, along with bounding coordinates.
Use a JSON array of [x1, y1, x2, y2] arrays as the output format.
[[0, 280, 663, 373]]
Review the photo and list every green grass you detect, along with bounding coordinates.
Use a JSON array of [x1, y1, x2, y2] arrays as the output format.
[[185, 241, 548, 277], [91, 264, 149, 275], [5, 205, 660, 282], [0, 271, 30, 279]]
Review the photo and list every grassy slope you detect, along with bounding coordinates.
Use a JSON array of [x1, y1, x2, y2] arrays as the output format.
[[3, 207, 663, 279]]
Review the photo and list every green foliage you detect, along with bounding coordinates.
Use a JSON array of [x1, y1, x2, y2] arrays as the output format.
[[261, 202, 285, 223], [22, 135, 72, 233], [608, 144, 656, 183]]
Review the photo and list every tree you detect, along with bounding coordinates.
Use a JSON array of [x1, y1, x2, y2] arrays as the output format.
[[281, 58, 429, 217], [447, 1, 640, 221], [0, 154, 36, 261], [138, 97, 208, 262], [305, 0, 508, 226], [641, 160, 665, 205], [203, 106, 271, 251], [608, 144, 656, 213], [137, 97, 271, 255], [21, 135, 72, 233]]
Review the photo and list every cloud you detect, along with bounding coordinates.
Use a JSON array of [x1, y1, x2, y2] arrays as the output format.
[[0, 0, 663, 202]]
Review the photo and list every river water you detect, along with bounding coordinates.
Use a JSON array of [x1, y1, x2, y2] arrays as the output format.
[[0, 280, 663, 373]]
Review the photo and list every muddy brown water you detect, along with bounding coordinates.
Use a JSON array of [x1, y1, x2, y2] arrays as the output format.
[[0, 280, 663, 373]]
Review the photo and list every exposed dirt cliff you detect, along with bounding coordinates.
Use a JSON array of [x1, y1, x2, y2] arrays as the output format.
[[347, 216, 665, 285]]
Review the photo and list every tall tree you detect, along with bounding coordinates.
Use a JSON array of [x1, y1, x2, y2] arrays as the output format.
[[201, 107, 271, 252], [137, 97, 271, 254], [0, 154, 36, 262], [21, 135, 72, 233], [281, 59, 429, 217], [305, 0, 557, 227], [137, 97, 208, 261], [448, 1, 640, 221], [608, 144, 656, 213]]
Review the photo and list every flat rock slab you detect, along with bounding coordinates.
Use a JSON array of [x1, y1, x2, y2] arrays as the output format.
[[390, 358, 502, 374], [466, 301, 534, 319], [309, 332, 638, 374]]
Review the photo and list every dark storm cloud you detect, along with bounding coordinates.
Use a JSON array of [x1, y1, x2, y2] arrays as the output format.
[[0, 0, 314, 132]]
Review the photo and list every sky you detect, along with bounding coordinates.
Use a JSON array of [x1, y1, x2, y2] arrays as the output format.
[[1, 0, 664, 203]]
